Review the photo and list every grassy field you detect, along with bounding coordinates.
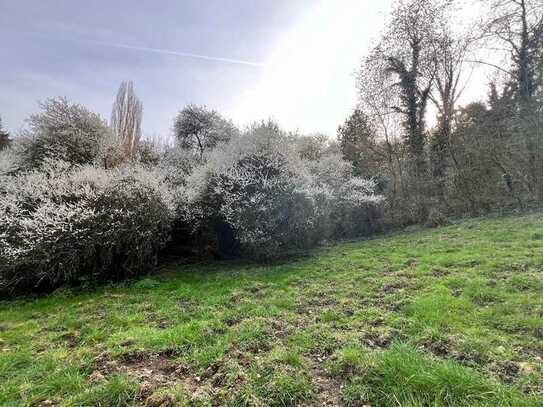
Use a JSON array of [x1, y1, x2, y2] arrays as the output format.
[[1, 212, 542, 406]]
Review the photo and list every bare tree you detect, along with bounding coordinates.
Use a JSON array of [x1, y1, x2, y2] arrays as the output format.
[[111, 81, 143, 157], [428, 12, 476, 193], [483, 0, 543, 103], [479, 1, 543, 199], [358, 59, 410, 218], [364, 0, 447, 176]]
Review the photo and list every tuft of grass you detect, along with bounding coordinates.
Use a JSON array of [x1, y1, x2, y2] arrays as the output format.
[[268, 346, 304, 368], [333, 343, 538, 406], [235, 318, 273, 352], [132, 278, 162, 290], [65, 374, 139, 406], [406, 286, 475, 330], [145, 384, 191, 406]]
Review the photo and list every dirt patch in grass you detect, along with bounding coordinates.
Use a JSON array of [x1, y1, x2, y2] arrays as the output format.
[[380, 280, 410, 293], [146, 314, 172, 330], [249, 282, 271, 298], [56, 332, 80, 348], [522, 347, 543, 361], [94, 351, 180, 383], [303, 358, 344, 406], [92, 351, 214, 404], [305, 294, 339, 308], [270, 319, 289, 338], [177, 297, 199, 313], [432, 267, 451, 277], [364, 329, 401, 348], [490, 360, 521, 384], [223, 314, 243, 326], [416, 336, 491, 369]]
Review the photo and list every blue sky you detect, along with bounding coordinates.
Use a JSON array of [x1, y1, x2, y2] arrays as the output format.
[[1, 1, 309, 134], [1, 0, 487, 138]]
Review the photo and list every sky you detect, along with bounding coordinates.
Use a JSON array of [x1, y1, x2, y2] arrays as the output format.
[[0, 0, 490, 139]]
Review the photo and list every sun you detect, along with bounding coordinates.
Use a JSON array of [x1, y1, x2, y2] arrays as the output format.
[[229, 0, 393, 135]]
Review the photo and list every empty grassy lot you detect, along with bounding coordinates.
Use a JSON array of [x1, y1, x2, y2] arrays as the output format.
[[1, 212, 542, 406]]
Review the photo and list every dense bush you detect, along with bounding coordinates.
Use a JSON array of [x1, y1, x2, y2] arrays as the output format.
[[0, 101, 384, 295], [18, 98, 112, 170], [0, 144, 22, 176], [181, 121, 383, 258], [304, 152, 384, 239], [206, 151, 316, 257], [0, 116, 11, 151], [0, 161, 174, 295]]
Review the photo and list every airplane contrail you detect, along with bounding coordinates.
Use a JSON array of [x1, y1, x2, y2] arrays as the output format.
[[85, 39, 266, 68]]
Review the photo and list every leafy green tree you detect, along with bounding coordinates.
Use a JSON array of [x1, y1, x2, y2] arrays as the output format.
[[337, 109, 377, 176]]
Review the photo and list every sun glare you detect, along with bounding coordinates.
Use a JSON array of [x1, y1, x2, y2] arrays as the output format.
[[230, 0, 393, 135]]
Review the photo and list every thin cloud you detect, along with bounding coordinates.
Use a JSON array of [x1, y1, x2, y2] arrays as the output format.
[[85, 39, 266, 67]]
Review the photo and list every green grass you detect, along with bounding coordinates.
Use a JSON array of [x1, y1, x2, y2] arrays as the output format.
[[1, 212, 542, 406]]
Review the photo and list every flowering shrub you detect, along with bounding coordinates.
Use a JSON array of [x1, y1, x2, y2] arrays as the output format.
[[0, 160, 174, 295], [182, 121, 383, 258], [159, 146, 201, 187], [19, 97, 111, 169], [304, 153, 384, 238], [0, 109, 383, 294], [0, 144, 23, 176], [209, 152, 315, 257]]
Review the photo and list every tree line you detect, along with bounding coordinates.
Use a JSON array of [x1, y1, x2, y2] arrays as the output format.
[[339, 0, 542, 225], [0, 0, 541, 296], [0, 89, 383, 296]]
